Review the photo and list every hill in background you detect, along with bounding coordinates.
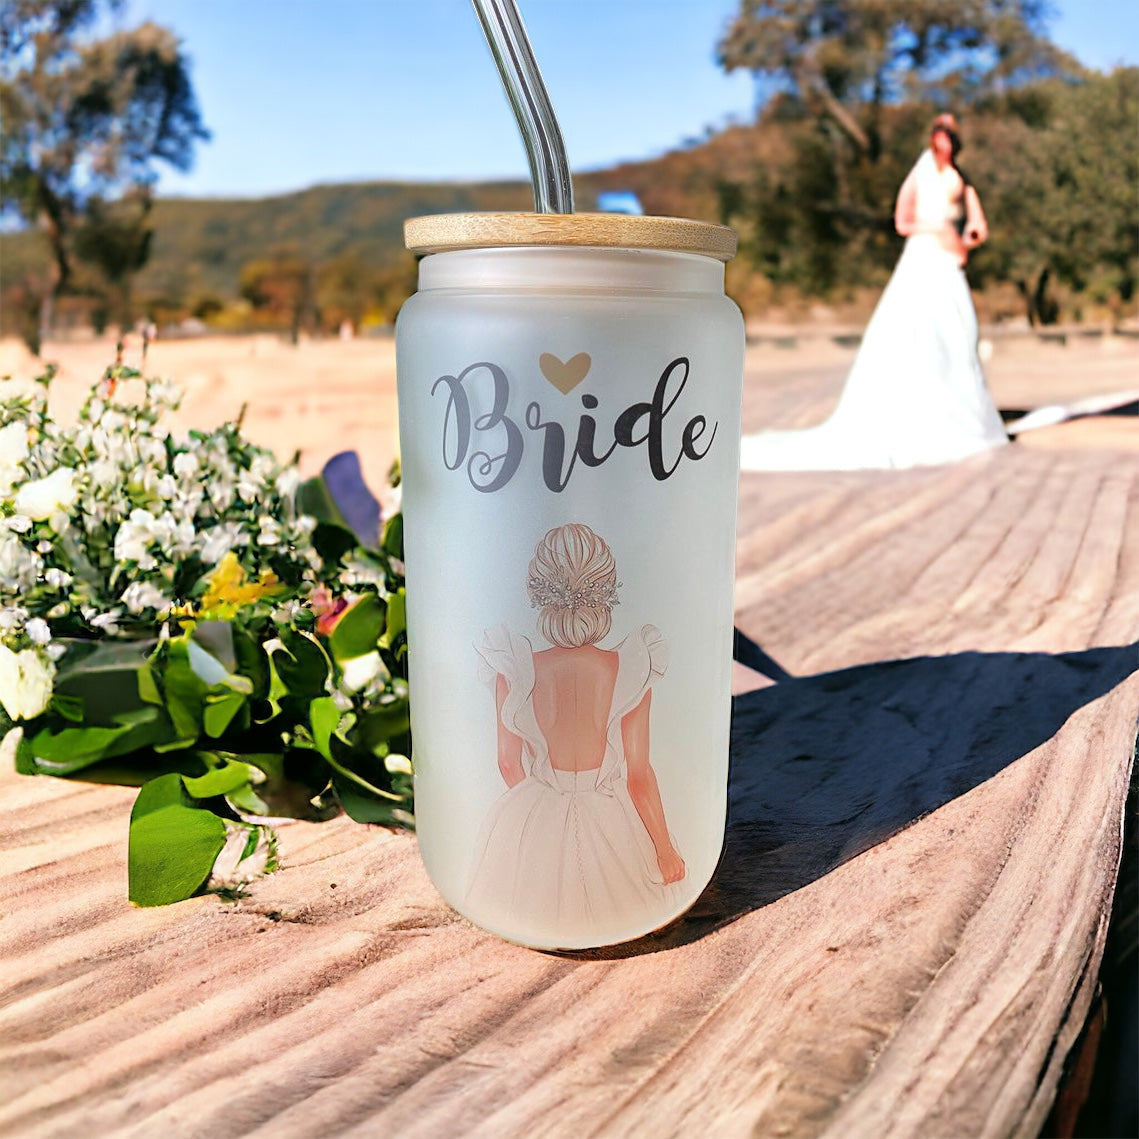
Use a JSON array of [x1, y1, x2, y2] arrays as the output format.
[[0, 125, 758, 308]]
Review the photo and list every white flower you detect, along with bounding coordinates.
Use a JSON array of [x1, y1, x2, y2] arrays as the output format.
[[338, 552, 388, 591], [14, 467, 79, 521], [90, 459, 120, 489], [270, 598, 304, 623], [0, 643, 55, 721], [384, 753, 412, 776], [0, 538, 38, 591], [172, 452, 199, 478], [24, 617, 51, 645], [148, 380, 181, 409], [0, 421, 29, 464], [138, 436, 167, 466], [0, 605, 28, 632], [340, 651, 383, 693], [113, 509, 159, 568], [275, 467, 300, 500], [4, 515, 32, 533], [208, 822, 275, 892], [120, 581, 173, 615], [44, 567, 73, 589], [198, 521, 246, 564], [0, 421, 29, 495], [89, 610, 121, 635]]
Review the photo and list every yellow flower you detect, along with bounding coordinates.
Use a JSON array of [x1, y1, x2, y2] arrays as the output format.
[[199, 551, 285, 618]]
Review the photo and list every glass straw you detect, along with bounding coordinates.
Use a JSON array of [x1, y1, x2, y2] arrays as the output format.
[[471, 0, 575, 214]]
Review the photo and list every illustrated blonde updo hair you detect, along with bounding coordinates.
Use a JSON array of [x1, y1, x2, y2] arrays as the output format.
[[527, 523, 619, 648]]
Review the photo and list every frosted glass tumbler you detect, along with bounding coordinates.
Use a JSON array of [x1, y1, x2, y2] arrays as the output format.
[[396, 213, 745, 950]]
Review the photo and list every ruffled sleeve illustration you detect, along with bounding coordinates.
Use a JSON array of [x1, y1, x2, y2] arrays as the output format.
[[475, 625, 545, 776]]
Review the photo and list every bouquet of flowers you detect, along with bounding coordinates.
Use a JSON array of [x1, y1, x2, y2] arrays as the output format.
[[1, 361, 412, 905]]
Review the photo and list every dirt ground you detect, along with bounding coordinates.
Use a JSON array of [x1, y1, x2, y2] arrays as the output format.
[[0, 327, 1135, 495]]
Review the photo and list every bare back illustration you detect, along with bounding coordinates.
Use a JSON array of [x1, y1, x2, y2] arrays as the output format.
[[468, 523, 685, 934]]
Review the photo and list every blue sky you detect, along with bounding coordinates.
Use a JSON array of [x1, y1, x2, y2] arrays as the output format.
[[118, 0, 1138, 199]]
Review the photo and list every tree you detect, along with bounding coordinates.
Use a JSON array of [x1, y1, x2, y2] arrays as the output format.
[[72, 190, 153, 331], [718, 0, 1076, 158], [0, 0, 208, 343], [240, 255, 313, 344], [968, 69, 1139, 324]]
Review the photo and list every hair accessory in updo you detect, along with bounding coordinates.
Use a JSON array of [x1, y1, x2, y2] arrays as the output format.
[[527, 523, 620, 648], [527, 575, 619, 612]]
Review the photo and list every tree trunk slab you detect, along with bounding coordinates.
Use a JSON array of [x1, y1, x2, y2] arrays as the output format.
[[2, 444, 1136, 1138]]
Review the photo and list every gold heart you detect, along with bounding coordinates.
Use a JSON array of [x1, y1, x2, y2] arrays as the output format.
[[539, 352, 592, 394]]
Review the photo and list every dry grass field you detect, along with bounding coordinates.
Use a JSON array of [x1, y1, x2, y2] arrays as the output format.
[[1, 327, 1135, 496]]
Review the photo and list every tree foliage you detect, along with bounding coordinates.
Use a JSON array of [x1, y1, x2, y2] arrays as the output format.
[[0, 0, 208, 339], [718, 0, 1078, 155], [967, 68, 1139, 321]]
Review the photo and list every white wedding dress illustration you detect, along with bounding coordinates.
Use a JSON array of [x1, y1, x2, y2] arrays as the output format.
[[467, 623, 681, 939], [740, 148, 1009, 470]]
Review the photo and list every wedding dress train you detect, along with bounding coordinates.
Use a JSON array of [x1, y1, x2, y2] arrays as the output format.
[[740, 150, 1009, 471]]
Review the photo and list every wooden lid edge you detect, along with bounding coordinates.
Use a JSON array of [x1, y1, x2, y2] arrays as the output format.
[[404, 212, 738, 261]]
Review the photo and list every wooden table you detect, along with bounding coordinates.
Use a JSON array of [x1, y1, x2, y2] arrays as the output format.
[[3, 440, 1137, 1138]]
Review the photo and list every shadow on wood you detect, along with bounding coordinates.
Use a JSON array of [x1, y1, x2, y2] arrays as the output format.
[[571, 642, 1138, 959]]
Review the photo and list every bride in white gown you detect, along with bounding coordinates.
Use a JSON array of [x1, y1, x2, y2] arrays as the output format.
[[467, 523, 685, 943], [740, 114, 1009, 471]]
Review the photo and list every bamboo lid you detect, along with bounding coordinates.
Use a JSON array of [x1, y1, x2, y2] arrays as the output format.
[[404, 212, 737, 262]]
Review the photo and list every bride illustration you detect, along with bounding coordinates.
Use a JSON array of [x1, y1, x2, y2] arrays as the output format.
[[467, 522, 686, 933], [740, 113, 1009, 470]]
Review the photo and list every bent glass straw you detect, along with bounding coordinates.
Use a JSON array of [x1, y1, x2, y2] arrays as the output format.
[[471, 0, 575, 214]]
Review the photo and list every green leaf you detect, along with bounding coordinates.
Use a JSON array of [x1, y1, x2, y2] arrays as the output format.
[[381, 512, 403, 560], [161, 638, 210, 740], [297, 475, 361, 561], [183, 758, 253, 799], [378, 588, 406, 650], [328, 595, 385, 662], [275, 628, 332, 698], [260, 640, 291, 721], [27, 709, 171, 775], [50, 693, 85, 723], [357, 698, 411, 752], [14, 731, 36, 776], [298, 473, 350, 529], [309, 696, 340, 761], [310, 520, 359, 564], [232, 628, 269, 700], [128, 774, 228, 906], [203, 691, 247, 738], [137, 663, 162, 706], [333, 774, 413, 826], [52, 639, 157, 729]]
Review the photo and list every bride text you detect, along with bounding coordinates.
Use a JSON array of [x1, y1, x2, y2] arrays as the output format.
[[431, 357, 717, 493]]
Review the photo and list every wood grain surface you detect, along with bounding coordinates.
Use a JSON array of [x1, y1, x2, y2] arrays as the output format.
[[2, 425, 1137, 1136]]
